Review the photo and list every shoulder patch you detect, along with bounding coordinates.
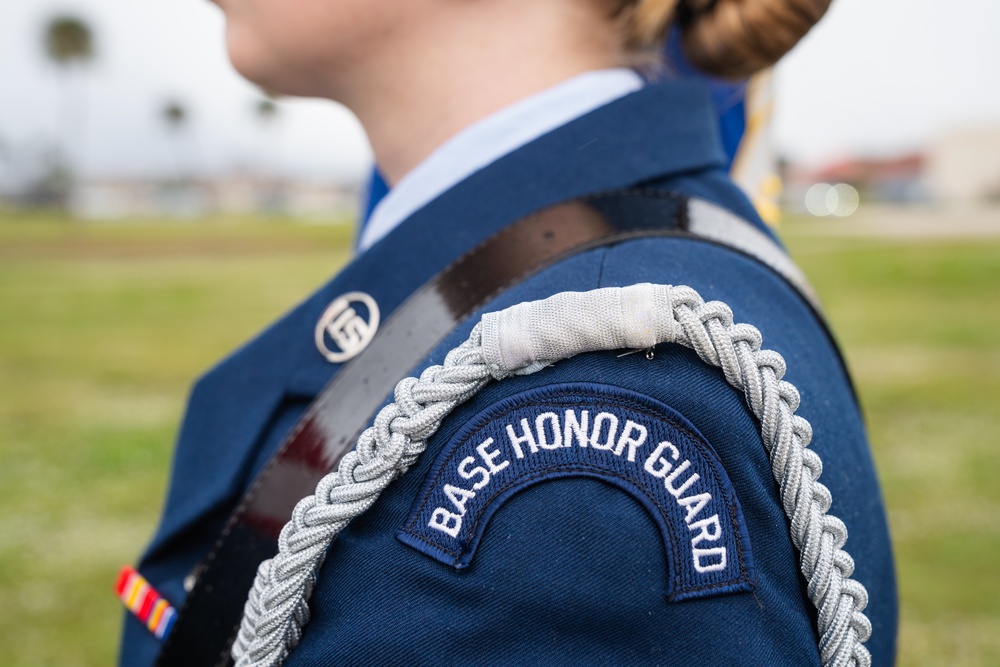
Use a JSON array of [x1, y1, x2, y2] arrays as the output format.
[[397, 383, 755, 602]]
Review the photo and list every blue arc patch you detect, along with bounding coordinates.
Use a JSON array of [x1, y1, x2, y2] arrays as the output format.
[[397, 383, 755, 602]]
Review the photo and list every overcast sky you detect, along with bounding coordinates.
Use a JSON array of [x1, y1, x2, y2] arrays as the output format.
[[1, 0, 998, 184]]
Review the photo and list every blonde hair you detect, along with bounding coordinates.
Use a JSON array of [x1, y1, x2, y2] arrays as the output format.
[[615, 0, 831, 79]]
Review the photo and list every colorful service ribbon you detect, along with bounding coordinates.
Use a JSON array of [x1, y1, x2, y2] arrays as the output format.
[[115, 565, 177, 640]]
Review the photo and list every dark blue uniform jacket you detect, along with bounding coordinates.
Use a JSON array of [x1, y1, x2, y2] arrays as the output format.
[[120, 80, 897, 666]]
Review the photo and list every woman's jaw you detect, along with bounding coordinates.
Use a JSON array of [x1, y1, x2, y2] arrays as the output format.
[[218, 0, 628, 183]]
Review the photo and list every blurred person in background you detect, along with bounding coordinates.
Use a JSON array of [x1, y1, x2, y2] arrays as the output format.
[[117, 0, 897, 665]]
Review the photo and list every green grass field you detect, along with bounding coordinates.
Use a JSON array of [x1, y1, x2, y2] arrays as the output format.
[[1, 209, 997, 665]]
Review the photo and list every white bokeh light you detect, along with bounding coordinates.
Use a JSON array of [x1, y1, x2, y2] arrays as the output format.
[[805, 183, 834, 216], [804, 183, 860, 217], [831, 183, 860, 216]]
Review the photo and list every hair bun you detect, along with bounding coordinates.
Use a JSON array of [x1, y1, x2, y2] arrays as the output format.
[[679, 0, 832, 78]]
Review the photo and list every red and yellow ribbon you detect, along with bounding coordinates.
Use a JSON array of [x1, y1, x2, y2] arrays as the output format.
[[115, 565, 177, 640]]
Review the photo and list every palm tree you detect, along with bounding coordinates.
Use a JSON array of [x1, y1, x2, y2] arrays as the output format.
[[254, 94, 281, 178], [43, 15, 95, 184], [163, 102, 187, 131], [253, 94, 286, 211], [161, 101, 190, 180], [256, 98, 278, 124], [45, 17, 93, 64]]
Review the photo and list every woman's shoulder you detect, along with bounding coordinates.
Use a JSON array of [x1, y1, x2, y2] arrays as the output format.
[[285, 228, 897, 666]]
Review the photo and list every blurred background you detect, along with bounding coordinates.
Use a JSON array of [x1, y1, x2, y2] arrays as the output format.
[[1, 0, 998, 665]]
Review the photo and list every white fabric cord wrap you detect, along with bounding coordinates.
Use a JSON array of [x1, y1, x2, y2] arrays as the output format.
[[481, 284, 678, 378], [233, 283, 873, 667]]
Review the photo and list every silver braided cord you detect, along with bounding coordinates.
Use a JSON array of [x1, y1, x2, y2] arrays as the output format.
[[232, 284, 872, 667], [668, 286, 872, 667], [231, 331, 493, 666]]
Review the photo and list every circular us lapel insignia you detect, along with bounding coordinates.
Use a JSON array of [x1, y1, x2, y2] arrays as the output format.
[[314, 291, 380, 363]]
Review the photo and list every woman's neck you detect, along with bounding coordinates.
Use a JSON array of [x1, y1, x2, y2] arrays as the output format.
[[334, 0, 625, 185]]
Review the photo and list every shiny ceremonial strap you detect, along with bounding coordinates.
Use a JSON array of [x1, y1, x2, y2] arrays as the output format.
[[156, 191, 834, 667]]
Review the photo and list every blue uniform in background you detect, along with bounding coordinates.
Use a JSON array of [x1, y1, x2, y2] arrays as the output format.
[[120, 78, 897, 666]]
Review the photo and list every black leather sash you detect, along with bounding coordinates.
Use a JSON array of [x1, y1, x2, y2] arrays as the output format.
[[156, 192, 839, 666]]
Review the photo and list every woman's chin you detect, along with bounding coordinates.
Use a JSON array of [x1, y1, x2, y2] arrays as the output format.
[[225, 34, 282, 90], [225, 33, 325, 96]]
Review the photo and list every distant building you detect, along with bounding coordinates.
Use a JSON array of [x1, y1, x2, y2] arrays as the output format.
[[927, 126, 1000, 202], [65, 177, 359, 220], [783, 125, 1000, 211], [70, 180, 213, 218], [784, 154, 929, 207]]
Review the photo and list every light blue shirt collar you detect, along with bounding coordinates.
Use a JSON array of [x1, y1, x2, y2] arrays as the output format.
[[358, 68, 645, 251]]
